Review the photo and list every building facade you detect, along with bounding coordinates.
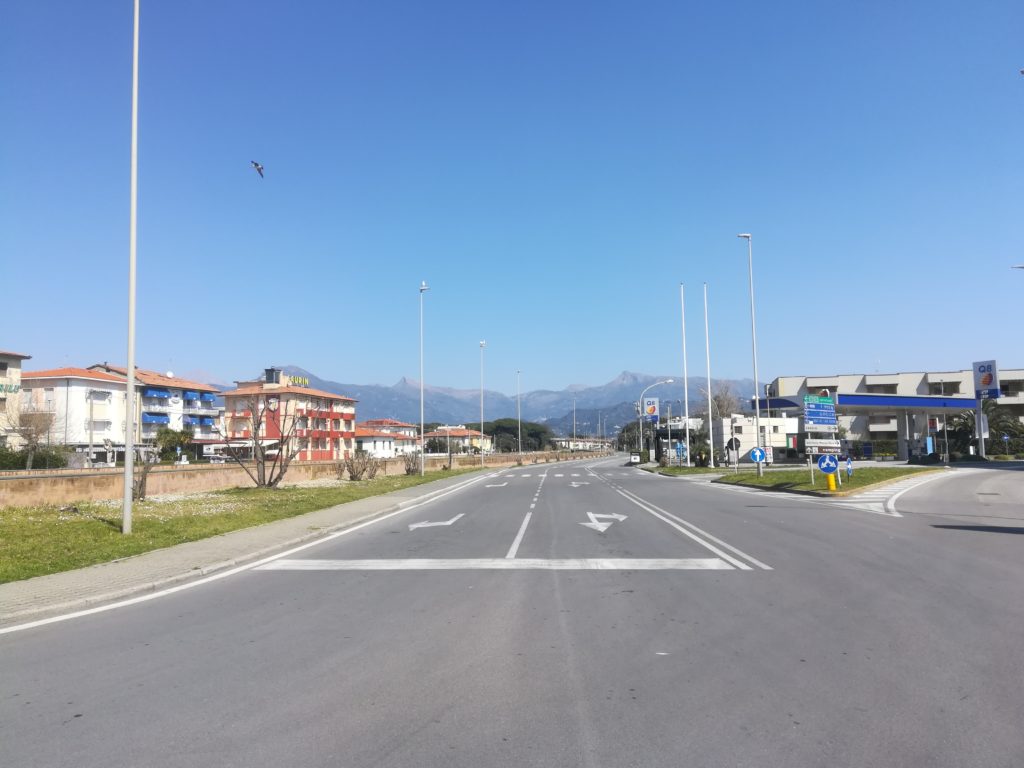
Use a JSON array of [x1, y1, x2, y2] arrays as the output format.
[[221, 369, 356, 461], [356, 418, 420, 457], [89, 364, 221, 448], [0, 349, 31, 449], [20, 368, 129, 463], [423, 425, 493, 454]]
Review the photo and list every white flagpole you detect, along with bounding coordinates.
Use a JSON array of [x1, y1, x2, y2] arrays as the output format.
[[680, 283, 691, 467], [703, 282, 714, 469]]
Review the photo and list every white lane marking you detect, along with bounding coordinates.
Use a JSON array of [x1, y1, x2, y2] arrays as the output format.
[[554, 474, 564, 477], [521, 473, 532, 477], [618, 488, 772, 570], [486, 482, 508, 487], [408, 513, 465, 530], [257, 558, 733, 571], [580, 511, 628, 533], [0, 472, 498, 635], [506, 512, 532, 559], [885, 472, 959, 515], [569, 481, 590, 488], [530, 503, 536, 509]]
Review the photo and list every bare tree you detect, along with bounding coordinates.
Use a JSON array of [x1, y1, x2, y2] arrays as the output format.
[[219, 392, 302, 488], [2, 403, 62, 470]]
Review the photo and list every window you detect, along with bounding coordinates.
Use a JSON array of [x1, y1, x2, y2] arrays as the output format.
[[772, 426, 780, 433], [0, 362, 8, 375]]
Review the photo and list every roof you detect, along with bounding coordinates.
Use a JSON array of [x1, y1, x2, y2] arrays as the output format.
[[359, 418, 415, 428], [0, 350, 31, 360], [424, 428, 484, 438], [221, 383, 356, 402], [356, 429, 398, 439], [23, 367, 126, 384], [89, 363, 219, 393]]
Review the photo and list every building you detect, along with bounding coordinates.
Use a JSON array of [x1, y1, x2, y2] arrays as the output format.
[[220, 368, 356, 461], [768, 367, 1024, 460], [0, 349, 31, 449], [356, 418, 421, 457], [423, 425, 493, 454], [89, 363, 221, 449], [19, 367, 129, 463]]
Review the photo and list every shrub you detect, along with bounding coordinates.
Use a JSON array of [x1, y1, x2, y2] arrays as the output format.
[[346, 451, 380, 481], [403, 451, 420, 476]]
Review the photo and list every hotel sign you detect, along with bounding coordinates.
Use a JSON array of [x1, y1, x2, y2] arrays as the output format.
[[0, 383, 21, 393], [290, 376, 310, 387]]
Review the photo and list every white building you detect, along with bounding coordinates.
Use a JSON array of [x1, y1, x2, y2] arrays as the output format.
[[356, 419, 420, 456], [20, 367, 130, 463], [713, 413, 801, 462]]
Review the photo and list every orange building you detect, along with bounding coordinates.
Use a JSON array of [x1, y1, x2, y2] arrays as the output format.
[[221, 369, 356, 461]]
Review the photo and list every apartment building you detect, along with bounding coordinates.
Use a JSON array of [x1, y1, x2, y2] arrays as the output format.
[[19, 368, 129, 463], [89, 364, 221, 447], [0, 349, 32, 449], [221, 368, 356, 461], [423, 425, 493, 454]]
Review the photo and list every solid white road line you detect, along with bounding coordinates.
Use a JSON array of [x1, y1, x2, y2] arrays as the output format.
[[506, 512, 532, 559], [257, 558, 734, 571]]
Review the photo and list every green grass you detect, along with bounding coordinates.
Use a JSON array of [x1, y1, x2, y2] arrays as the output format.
[[712, 466, 939, 494], [652, 466, 734, 475], [0, 470, 477, 584]]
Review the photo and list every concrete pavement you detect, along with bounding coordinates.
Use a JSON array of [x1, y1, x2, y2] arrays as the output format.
[[0, 470, 489, 627]]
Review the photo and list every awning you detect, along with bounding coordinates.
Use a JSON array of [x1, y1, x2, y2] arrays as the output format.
[[142, 412, 170, 424], [199, 416, 214, 426], [143, 387, 170, 398], [200, 393, 216, 402], [183, 390, 199, 400], [182, 415, 197, 426]]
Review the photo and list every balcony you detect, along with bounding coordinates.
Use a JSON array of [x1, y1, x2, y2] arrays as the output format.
[[183, 405, 219, 416], [868, 417, 898, 432]]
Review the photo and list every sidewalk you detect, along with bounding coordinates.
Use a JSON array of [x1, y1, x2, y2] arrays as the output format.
[[0, 471, 482, 628]]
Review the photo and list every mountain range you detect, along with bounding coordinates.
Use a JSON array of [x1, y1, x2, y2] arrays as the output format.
[[269, 366, 757, 436]]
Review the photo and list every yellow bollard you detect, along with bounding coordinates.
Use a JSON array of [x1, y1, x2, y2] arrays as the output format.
[[827, 474, 837, 492]]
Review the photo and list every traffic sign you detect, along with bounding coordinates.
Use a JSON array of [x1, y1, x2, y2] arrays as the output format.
[[846, 457, 853, 478], [806, 445, 842, 455], [750, 447, 766, 463], [805, 438, 841, 448], [803, 395, 834, 405], [817, 454, 839, 474], [805, 423, 839, 433]]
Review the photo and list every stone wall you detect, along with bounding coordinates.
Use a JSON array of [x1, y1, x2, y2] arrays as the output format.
[[0, 452, 605, 508]]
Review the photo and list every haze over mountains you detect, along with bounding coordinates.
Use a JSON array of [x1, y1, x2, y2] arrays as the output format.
[[272, 366, 757, 435]]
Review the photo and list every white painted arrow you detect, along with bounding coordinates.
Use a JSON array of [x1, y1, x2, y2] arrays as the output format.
[[409, 513, 464, 530], [569, 481, 590, 488], [579, 511, 627, 533], [486, 482, 508, 487]]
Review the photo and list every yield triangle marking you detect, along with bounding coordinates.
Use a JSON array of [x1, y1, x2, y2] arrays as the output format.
[[579, 511, 627, 533], [409, 513, 465, 530]]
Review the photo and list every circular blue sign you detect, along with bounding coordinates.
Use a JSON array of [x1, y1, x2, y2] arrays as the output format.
[[750, 447, 766, 463], [817, 454, 839, 474]]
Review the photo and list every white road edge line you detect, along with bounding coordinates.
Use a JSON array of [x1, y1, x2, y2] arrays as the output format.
[[0, 472, 496, 636], [506, 512, 533, 559]]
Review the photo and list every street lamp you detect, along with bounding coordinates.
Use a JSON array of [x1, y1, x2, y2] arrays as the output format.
[[419, 280, 429, 476], [638, 379, 674, 457], [738, 233, 764, 477], [122, 0, 141, 535], [479, 340, 486, 467]]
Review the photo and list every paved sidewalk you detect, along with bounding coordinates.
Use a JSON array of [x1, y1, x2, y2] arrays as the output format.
[[0, 471, 486, 628]]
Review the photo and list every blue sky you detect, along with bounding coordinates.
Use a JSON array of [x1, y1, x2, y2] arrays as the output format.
[[2, 1, 1022, 397]]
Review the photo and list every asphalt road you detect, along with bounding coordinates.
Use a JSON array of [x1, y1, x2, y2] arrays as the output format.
[[2, 458, 1022, 767]]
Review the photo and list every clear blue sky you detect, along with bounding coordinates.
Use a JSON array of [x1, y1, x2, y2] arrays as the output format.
[[3, 0, 1022, 396]]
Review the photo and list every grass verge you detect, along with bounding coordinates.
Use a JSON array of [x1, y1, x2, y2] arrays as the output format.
[[651, 466, 732, 476], [0, 470, 476, 584], [712, 466, 939, 494]]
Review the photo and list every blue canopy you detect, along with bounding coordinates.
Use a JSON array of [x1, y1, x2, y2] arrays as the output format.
[[199, 416, 215, 426], [182, 415, 196, 426], [143, 387, 170, 398], [200, 393, 216, 402], [183, 390, 200, 400], [142, 413, 170, 424]]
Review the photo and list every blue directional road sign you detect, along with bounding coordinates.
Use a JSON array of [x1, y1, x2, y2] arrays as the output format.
[[749, 447, 766, 463], [675, 442, 686, 458], [817, 454, 839, 474], [846, 457, 853, 478]]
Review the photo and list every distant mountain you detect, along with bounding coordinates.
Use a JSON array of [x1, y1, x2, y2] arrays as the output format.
[[276, 366, 757, 435]]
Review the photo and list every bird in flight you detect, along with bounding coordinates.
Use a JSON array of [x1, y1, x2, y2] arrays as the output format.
[[251, 160, 264, 178]]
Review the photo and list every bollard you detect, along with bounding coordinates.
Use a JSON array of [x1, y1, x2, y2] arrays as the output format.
[[827, 474, 837, 492]]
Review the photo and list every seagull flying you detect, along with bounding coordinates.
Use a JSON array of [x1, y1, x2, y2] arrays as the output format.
[[251, 160, 264, 178]]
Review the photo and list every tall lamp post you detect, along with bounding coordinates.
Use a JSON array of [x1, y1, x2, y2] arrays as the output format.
[[479, 341, 486, 467], [122, 0, 141, 535], [638, 379, 674, 458], [419, 280, 429, 475], [738, 233, 763, 477]]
